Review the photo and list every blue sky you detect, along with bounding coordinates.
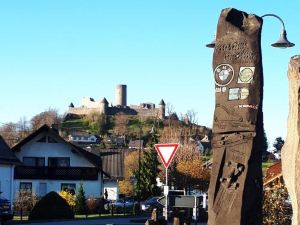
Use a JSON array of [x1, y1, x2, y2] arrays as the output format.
[[0, 0, 299, 149]]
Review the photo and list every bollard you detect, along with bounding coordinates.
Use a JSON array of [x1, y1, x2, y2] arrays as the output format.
[[173, 217, 180, 225]]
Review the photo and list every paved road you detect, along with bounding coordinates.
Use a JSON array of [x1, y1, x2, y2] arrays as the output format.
[[8, 216, 207, 225]]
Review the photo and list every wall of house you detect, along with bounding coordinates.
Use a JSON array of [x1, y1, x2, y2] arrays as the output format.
[[14, 175, 102, 198], [0, 164, 14, 204], [103, 180, 119, 200], [14, 132, 94, 167]]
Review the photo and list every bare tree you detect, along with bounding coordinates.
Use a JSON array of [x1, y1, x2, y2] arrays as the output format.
[[0, 122, 18, 147], [31, 108, 61, 130], [113, 112, 129, 136]]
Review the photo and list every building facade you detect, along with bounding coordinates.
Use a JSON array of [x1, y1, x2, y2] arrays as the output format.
[[11, 125, 106, 198], [0, 136, 20, 205]]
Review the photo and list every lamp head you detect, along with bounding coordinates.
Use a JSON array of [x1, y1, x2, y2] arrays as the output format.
[[206, 35, 216, 48], [271, 30, 295, 48]]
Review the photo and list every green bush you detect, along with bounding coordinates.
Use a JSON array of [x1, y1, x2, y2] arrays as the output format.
[[29, 191, 74, 220], [75, 183, 87, 215]]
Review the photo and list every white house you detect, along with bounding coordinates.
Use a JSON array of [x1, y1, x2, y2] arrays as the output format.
[[68, 134, 100, 144], [11, 125, 107, 198], [0, 136, 20, 205]]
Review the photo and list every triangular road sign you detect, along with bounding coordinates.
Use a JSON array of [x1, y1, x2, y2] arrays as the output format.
[[155, 143, 179, 168]]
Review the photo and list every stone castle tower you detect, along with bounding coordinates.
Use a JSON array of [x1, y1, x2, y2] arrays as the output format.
[[66, 84, 165, 120]]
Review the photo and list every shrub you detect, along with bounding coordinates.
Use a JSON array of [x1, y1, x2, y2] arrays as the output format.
[[263, 183, 292, 225], [86, 197, 97, 214], [14, 190, 38, 215], [75, 183, 87, 215], [59, 190, 76, 208], [29, 191, 74, 220], [96, 196, 106, 214]]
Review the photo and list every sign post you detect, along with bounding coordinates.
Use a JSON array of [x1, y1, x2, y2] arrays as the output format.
[[155, 143, 179, 221]]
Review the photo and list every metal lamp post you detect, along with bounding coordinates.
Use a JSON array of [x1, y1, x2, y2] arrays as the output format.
[[206, 13, 295, 49]]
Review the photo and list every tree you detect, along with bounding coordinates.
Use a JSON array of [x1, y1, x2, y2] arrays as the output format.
[[119, 180, 134, 196], [113, 112, 128, 136], [75, 183, 87, 215], [158, 125, 210, 192], [31, 108, 61, 130], [0, 122, 19, 147], [273, 137, 285, 153], [83, 112, 107, 135], [136, 127, 161, 200], [14, 190, 38, 219]]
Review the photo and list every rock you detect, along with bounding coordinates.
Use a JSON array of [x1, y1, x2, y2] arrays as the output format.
[[282, 55, 300, 225]]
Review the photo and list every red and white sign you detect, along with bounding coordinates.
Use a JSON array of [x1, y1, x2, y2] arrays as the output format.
[[155, 143, 179, 168]]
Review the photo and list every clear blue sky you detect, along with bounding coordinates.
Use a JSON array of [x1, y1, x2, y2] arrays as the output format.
[[0, 0, 298, 149]]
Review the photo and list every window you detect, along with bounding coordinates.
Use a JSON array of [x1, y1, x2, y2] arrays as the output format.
[[48, 157, 70, 167], [39, 183, 47, 197], [23, 157, 45, 166], [20, 182, 32, 191], [61, 183, 76, 195], [37, 135, 58, 143]]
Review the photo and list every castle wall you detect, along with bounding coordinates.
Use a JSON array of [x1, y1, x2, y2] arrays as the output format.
[[82, 97, 102, 109], [68, 107, 102, 115]]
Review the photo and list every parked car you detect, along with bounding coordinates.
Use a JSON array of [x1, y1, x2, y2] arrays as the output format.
[[0, 195, 13, 225], [110, 197, 137, 214], [141, 196, 163, 213]]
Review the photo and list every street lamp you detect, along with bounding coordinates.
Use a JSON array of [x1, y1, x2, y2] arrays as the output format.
[[206, 13, 295, 48], [205, 8, 295, 225]]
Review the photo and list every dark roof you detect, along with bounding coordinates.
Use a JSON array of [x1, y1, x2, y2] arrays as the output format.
[[128, 140, 144, 149], [159, 99, 165, 106], [11, 125, 104, 170], [69, 102, 74, 108], [200, 141, 211, 150], [100, 98, 109, 104], [0, 136, 20, 165], [90, 148, 136, 180]]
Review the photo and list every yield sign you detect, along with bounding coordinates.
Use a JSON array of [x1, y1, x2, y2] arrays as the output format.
[[155, 143, 179, 168]]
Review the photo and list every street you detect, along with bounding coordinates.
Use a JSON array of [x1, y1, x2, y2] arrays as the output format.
[[7, 216, 207, 225]]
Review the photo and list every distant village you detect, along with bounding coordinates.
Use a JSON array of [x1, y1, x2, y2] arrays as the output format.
[[0, 84, 213, 207]]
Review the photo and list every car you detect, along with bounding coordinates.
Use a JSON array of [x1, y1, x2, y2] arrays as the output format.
[[0, 195, 13, 225], [111, 197, 137, 214], [141, 196, 163, 213]]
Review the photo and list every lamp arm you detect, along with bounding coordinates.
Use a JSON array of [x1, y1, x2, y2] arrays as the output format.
[[261, 14, 286, 31]]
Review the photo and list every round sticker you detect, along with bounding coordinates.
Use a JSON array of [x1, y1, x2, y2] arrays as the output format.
[[214, 64, 234, 87], [239, 67, 254, 83]]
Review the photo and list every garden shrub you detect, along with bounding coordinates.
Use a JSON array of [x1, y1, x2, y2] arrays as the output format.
[[75, 183, 87, 215], [29, 191, 74, 220], [59, 190, 75, 208]]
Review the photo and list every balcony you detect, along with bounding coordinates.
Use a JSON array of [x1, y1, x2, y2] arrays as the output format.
[[14, 166, 99, 180]]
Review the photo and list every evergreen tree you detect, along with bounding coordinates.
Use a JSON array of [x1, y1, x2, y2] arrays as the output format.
[[273, 137, 285, 153], [136, 127, 161, 200], [75, 183, 87, 215]]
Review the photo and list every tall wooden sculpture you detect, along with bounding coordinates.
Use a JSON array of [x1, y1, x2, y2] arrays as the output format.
[[208, 8, 264, 225], [282, 55, 300, 225]]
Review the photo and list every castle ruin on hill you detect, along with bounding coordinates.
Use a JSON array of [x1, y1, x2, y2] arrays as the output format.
[[65, 84, 166, 120]]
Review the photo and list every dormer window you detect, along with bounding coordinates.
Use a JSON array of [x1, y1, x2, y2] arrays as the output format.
[[37, 136, 58, 143]]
